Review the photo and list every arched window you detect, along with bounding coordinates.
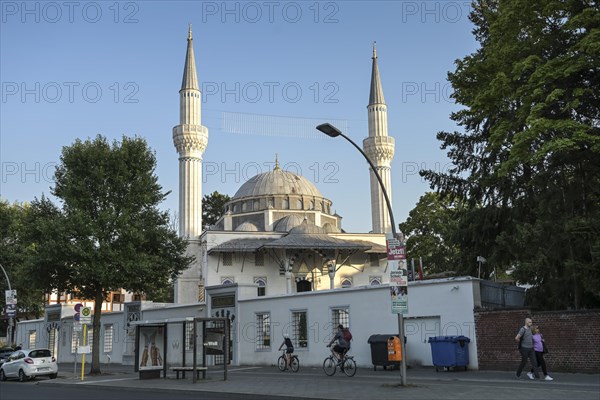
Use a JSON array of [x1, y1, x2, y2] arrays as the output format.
[[253, 200, 260, 210], [296, 199, 303, 209], [369, 277, 382, 286], [242, 202, 247, 212], [283, 197, 289, 209], [309, 200, 315, 210], [341, 278, 352, 288], [221, 277, 234, 285], [255, 277, 266, 297]]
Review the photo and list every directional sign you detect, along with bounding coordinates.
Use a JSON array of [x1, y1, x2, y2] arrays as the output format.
[[80, 306, 92, 324]]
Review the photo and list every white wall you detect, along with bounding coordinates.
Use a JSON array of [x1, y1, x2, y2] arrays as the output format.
[[236, 277, 480, 369], [16, 303, 206, 366]]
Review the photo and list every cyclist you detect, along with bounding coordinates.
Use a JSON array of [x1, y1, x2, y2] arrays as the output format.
[[278, 333, 294, 370], [326, 324, 350, 363]]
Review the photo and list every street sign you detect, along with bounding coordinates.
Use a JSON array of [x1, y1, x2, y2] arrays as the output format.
[[78, 345, 91, 354], [74, 303, 83, 312], [73, 312, 80, 321], [5, 289, 17, 305], [5, 304, 16, 317], [80, 306, 92, 324]]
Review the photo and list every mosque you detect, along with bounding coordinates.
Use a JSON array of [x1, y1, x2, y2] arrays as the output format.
[[172, 26, 397, 305], [15, 28, 490, 370]]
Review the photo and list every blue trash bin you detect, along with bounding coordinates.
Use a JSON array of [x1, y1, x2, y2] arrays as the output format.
[[428, 335, 470, 371]]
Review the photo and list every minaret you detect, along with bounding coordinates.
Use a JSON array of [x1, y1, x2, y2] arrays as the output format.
[[173, 25, 208, 303], [363, 42, 395, 234]]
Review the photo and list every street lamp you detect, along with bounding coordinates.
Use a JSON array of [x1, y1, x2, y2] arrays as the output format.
[[0, 263, 14, 345], [316, 122, 407, 386]]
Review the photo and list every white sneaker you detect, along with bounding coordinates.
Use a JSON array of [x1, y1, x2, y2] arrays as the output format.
[[545, 375, 554, 381], [527, 372, 535, 380]]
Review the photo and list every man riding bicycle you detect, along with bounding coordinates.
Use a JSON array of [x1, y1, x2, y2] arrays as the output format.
[[278, 333, 294, 370], [327, 324, 350, 362]]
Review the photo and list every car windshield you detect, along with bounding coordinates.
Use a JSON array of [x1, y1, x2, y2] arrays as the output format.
[[29, 349, 52, 358]]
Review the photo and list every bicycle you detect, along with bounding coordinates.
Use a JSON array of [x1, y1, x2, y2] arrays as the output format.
[[277, 350, 300, 372], [323, 350, 356, 377]]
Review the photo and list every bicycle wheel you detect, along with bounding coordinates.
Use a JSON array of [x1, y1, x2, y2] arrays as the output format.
[[323, 356, 337, 376], [277, 355, 287, 371], [342, 357, 357, 377], [290, 356, 300, 372]]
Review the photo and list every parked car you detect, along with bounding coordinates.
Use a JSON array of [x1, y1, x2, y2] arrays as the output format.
[[0, 347, 15, 367], [0, 348, 58, 381]]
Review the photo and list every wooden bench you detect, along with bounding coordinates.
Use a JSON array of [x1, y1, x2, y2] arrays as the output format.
[[170, 366, 208, 379]]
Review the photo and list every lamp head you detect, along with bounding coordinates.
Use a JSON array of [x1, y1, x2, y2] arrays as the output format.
[[316, 123, 342, 138]]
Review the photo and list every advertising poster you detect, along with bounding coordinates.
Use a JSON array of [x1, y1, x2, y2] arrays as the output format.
[[139, 326, 164, 369], [390, 269, 408, 314]]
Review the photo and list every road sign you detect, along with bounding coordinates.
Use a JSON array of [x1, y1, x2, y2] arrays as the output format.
[[80, 306, 92, 324], [5, 290, 17, 305], [73, 312, 80, 321], [74, 303, 83, 312]]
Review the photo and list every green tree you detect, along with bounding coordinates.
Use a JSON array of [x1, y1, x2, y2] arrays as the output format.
[[0, 200, 46, 341], [399, 193, 463, 274], [24, 135, 193, 373], [421, 0, 600, 309], [202, 191, 231, 226]]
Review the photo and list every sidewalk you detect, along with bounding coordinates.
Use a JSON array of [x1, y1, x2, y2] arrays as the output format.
[[42, 363, 600, 400]]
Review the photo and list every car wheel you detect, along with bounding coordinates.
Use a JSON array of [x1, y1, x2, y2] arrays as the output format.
[[19, 369, 28, 382], [50, 373, 57, 379], [0, 369, 6, 381]]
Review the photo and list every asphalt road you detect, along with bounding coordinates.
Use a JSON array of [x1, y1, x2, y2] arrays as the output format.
[[0, 380, 293, 400]]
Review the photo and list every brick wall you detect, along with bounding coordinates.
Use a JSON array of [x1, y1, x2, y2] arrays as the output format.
[[475, 309, 600, 373]]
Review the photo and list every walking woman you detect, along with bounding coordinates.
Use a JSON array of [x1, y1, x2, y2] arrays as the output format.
[[531, 326, 554, 381]]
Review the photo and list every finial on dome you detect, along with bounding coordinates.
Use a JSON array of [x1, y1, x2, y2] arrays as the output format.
[[274, 154, 280, 170], [188, 24, 193, 40]]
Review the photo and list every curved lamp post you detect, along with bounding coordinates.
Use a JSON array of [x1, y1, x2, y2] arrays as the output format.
[[316, 122, 407, 386], [0, 263, 14, 345]]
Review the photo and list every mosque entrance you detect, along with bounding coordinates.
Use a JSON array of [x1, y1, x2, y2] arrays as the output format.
[[296, 279, 312, 292]]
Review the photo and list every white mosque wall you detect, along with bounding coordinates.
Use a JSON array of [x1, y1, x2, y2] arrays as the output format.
[[235, 277, 480, 369]]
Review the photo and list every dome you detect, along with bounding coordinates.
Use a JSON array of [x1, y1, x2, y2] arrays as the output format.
[[289, 219, 325, 234], [233, 169, 323, 199], [235, 222, 259, 232], [322, 222, 341, 233], [273, 215, 305, 232]]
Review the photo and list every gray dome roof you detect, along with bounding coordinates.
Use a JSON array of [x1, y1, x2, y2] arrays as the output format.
[[235, 222, 259, 232], [273, 215, 304, 232], [233, 169, 323, 199], [289, 219, 325, 234]]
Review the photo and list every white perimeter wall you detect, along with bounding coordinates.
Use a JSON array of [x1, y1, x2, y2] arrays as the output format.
[[236, 277, 480, 369]]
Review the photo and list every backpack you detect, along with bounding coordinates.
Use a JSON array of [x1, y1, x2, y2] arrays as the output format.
[[342, 328, 353, 342]]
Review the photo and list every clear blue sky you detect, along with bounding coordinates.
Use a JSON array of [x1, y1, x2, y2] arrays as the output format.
[[1, 1, 477, 233]]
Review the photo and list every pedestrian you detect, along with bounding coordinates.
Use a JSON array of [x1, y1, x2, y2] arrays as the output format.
[[515, 317, 541, 380], [530, 326, 553, 381]]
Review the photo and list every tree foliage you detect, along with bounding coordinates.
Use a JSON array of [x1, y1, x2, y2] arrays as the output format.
[[24, 135, 193, 373], [0, 200, 46, 341], [399, 193, 464, 274], [202, 191, 231, 226], [420, 0, 600, 309]]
